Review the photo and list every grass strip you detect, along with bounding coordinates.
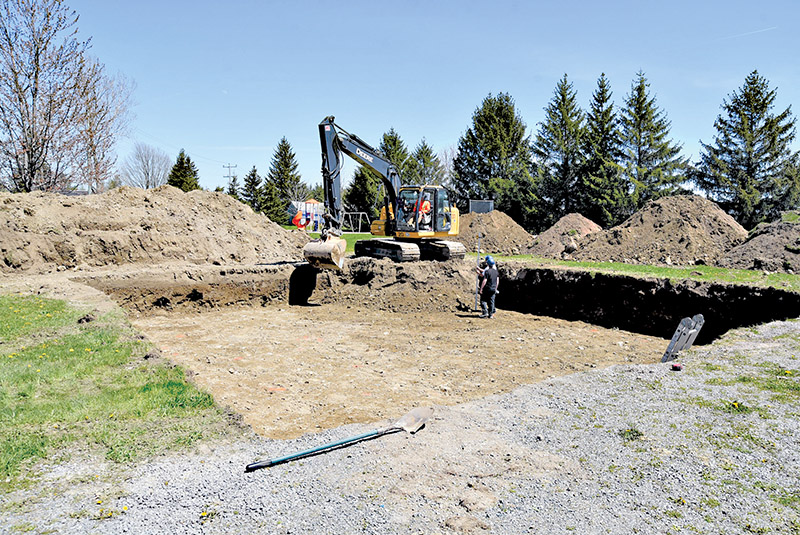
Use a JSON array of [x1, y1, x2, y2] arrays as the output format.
[[0, 294, 232, 489]]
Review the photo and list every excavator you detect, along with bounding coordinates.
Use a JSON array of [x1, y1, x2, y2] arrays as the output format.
[[303, 116, 466, 269]]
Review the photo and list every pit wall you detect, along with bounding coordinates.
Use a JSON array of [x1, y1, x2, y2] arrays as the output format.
[[81, 260, 800, 344], [497, 265, 800, 344]]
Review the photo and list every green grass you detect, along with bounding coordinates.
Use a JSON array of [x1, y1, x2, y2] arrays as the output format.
[[307, 232, 374, 253], [705, 363, 800, 402], [782, 211, 800, 223], [0, 295, 84, 342], [0, 295, 232, 488]]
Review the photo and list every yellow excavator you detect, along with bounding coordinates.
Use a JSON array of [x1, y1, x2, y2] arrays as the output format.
[[303, 116, 466, 269]]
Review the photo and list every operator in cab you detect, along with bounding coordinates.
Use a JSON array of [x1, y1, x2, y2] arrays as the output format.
[[417, 192, 432, 230]]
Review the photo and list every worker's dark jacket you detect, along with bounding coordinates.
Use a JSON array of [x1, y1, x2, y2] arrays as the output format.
[[482, 267, 498, 295]]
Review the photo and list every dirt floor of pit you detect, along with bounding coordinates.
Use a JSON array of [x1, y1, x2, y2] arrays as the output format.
[[131, 303, 667, 439]]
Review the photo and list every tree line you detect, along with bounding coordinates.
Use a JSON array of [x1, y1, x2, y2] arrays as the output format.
[[452, 71, 798, 232]]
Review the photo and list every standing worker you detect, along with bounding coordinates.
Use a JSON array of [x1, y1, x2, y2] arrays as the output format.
[[479, 255, 499, 319]]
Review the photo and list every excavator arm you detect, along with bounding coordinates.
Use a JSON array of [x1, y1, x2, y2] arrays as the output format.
[[304, 116, 402, 269]]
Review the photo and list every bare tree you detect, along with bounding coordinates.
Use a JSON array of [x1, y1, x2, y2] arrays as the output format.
[[73, 60, 133, 192], [120, 142, 170, 190], [0, 0, 132, 192], [286, 180, 311, 203], [439, 145, 458, 189]]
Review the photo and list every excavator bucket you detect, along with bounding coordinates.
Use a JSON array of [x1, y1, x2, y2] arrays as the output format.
[[303, 235, 347, 270]]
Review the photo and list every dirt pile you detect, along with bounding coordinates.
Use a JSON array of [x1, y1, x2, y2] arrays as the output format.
[[457, 210, 535, 255], [0, 186, 308, 272], [572, 195, 748, 266], [530, 213, 602, 259], [718, 212, 800, 273]]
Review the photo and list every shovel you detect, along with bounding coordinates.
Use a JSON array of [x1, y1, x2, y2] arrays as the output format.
[[245, 407, 434, 472]]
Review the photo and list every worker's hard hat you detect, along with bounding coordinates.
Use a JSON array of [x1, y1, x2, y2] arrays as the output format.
[[485, 255, 495, 266]]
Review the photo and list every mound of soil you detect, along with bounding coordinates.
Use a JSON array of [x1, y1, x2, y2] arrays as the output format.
[[718, 212, 800, 273], [529, 213, 602, 259], [0, 186, 307, 272], [458, 210, 535, 255], [572, 195, 748, 266]]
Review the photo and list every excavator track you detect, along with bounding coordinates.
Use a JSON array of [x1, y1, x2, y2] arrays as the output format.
[[354, 239, 421, 262], [354, 239, 466, 263], [418, 240, 467, 261]]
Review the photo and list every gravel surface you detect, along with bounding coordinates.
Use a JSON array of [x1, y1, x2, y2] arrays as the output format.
[[3, 319, 800, 534]]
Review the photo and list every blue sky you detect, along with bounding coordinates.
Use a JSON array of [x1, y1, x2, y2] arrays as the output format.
[[71, 0, 799, 191]]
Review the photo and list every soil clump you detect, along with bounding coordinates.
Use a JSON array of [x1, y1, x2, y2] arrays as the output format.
[[572, 194, 748, 266], [529, 213, 602, 259], [717, 211, 800, 273], [0, 185, 307, 273], [457, 210, 535, 255]]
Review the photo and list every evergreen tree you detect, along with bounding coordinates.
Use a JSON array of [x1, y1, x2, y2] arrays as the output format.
[[580, 74, 627, 227], [344, 166, 382, 220], [226, 173, 241, 200], [453, 92, 535, 228], [266, 137, 302, 214], [620, 72, 687, 211], [309, 183, 324, 202], [407, 139, 445, 185], [378, 128, 411, 185], [241, 166, 263, 212], [532, 74, 585, 230], [262, 180, 285, 223], [694, 70, 799, 228], [167, 149, 200, 192]]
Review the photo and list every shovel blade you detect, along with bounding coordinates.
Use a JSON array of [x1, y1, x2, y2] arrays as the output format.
[[393, 406, 434, 433]]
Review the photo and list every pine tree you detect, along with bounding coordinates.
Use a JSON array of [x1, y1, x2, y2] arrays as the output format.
[[407, 139, 445, 185], [266, 137, 302, 214], [344, 166, 382, 220], [532, 74, 585, 230], [379, 128, 411, 185], [309, 183, 324, 202], [580, 74, 627, 227], [226, 173, 241, 200], [262, 180, 285, 223], [620, 72, 687, 211], [241, 166, 263, 212], [694, 70, 799, 228], [167, 149, 201, 192], [453, 92, 535, 228]]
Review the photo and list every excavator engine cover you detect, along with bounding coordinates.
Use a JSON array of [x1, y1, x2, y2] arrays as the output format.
[[303, 235, 347, 270]]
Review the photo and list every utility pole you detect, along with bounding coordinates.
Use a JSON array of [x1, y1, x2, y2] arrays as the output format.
[[223, 163, 237, 183]]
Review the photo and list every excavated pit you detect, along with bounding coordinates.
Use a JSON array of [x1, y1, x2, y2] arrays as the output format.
[[84, 260, 800, 346], [74, 259, 800, 438], [497, 265, 800, 344]]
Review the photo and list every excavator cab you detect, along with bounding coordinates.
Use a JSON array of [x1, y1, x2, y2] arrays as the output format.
[[394, 186, 452, 235]]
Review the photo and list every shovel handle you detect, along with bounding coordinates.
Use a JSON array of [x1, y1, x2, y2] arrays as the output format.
[[245, 429, 387, 472]]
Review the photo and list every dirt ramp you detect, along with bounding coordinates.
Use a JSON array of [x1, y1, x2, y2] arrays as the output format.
[[458, 210, 535, 255], [530, 213, 601, 259], [718, 212, 800, 273], [307, 256, 477, 312], [573, 195, 747, 266], [0, 186, 307, 272]]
